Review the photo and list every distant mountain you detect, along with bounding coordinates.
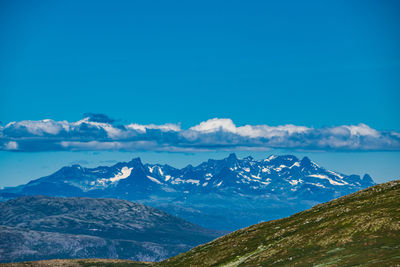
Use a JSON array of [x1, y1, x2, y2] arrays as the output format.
[[0, 196, 221, 263], [160, 180, 400, 267], [0, 154, 375, 230]]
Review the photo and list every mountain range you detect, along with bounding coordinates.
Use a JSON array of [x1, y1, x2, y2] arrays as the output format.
[[0, 154, 375, 230], [0, 196, 221, 263]]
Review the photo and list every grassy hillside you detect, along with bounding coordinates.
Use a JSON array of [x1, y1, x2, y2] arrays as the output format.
[[160, 180, 400, 266]]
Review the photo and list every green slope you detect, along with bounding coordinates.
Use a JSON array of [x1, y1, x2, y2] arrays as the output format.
[[160, 180, 400, 266]]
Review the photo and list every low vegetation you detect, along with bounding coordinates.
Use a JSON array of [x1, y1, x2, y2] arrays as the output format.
[[1, 259, 153, 267], [160, 180, 400, 266], [2, 180, 399, 266]]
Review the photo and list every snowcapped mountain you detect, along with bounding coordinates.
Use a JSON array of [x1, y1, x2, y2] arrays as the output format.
[[144, 153, 373, 196], [0, 154, 375, 230]]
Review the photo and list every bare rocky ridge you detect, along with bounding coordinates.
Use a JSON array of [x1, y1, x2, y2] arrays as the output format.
[[0, 196, 222, 263]]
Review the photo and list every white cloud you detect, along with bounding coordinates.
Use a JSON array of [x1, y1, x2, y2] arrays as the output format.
[[343, 123, 380, 137], [5, 141, 18, 150], [1, 116, 399, 152], [190, 118, 237, 133], [236, 124, 310, 138], [189, 118, 310, 138], [126, 123, 181, 133], [5, 119, 68, 136]]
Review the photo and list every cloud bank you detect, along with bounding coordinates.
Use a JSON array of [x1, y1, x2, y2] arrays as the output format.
[[1, 115, 399, 152]]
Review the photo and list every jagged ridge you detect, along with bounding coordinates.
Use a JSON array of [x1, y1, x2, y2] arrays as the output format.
[[0, 154, 375, 230]]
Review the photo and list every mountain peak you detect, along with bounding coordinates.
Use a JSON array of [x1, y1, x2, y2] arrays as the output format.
[[128, 157, 143, 166], [227, 153, 237, 160], [300, 156, 312, 167], [244, 155, 253, 161], [281, 155, 299, 161], [57, 164, 84, 175], [266, 155, 277, 161], [184, 164, 194, 170], [362, 174, 374, 186], [362, 173, 372, 180], [225, 153, 239, 167], [70, 164, 82, 169]]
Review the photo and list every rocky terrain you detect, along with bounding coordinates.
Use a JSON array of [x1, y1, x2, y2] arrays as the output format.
[[0, 196, 221, 263]]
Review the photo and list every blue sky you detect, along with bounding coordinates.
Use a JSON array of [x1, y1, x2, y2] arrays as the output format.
[[0, 0, 399, 187]]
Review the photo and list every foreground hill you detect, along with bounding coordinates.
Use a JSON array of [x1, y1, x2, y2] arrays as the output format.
[[160, 180, 400, 266], [1, 259, 152, 267], [0, 154, 375, 231], [1, 259, 153, 267], [0, 196, 221, 263]]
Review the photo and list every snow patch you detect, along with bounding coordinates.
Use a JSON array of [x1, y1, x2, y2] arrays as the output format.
[[158, 167, 164, 176], [289, 162, 300, 169], [186, 179, 200, 185], [289, 179, 302, 186], [327, 170, 344, 179], [261, 168, 270, 173], [171, 178, 199, 185], [307, 174, 347, 186], [109, 167, 133, 182], [147, 175, 162, 184], [265, 155, 276, 161], [306, 182, 326, 188]]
